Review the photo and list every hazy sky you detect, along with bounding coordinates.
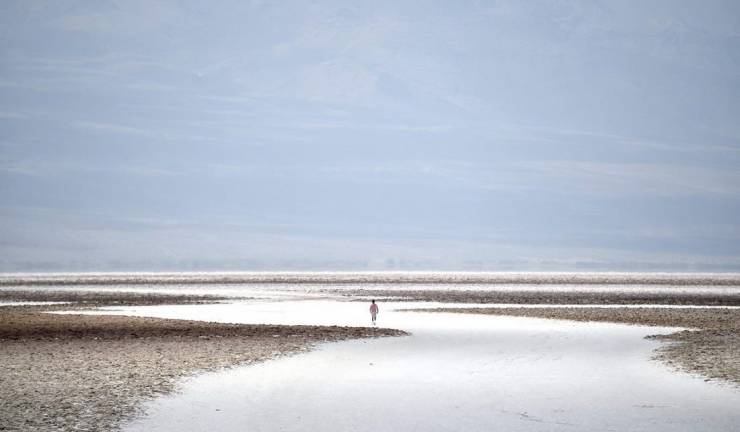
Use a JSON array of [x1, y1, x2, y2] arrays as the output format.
[[1, 1, 739, 271]]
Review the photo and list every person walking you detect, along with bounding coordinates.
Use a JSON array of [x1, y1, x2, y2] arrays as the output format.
[[369, 299, 379, 325]]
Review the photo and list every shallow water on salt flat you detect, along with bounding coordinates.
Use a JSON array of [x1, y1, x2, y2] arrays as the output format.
[[102, 298, 740, 432]]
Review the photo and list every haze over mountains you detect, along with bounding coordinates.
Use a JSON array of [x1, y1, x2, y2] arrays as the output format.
[[1, 1, 739, 271]]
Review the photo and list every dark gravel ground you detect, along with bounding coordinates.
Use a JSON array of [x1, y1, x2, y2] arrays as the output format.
[[0, 289, 235, 307], [329, 288, 740, 305], [0, 295, 405, 432]]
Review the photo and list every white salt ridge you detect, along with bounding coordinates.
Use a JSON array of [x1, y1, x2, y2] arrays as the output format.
[[0, 301, 69, 307], [2, 271, 740, 286]]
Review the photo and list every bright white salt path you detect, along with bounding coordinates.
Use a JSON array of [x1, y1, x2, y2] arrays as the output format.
[[103, 299, 740, 432]]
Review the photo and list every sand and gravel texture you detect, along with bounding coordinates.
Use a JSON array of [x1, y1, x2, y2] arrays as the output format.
[[332, 288, 740, 305], [0, 289, 236, 307], [416, 306, 740, 386], [0, 305, 404, 432]]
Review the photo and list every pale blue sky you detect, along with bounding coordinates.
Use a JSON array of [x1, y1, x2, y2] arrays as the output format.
[[1, 1, 739, 271]]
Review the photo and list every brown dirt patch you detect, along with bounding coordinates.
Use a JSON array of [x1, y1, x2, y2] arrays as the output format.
[[0, 310, 405, 432]]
